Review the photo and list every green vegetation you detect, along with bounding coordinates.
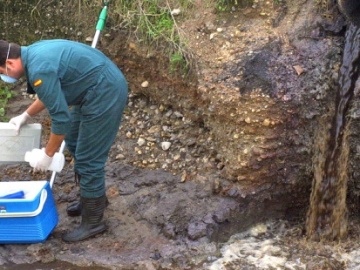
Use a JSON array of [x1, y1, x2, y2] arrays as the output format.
[[0, 84, 14, 121], [111, 0, 193, 74], [170, 52, 188, 74]]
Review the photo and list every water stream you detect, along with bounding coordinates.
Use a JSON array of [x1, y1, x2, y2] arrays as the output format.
[[306, 24, 360, 241]]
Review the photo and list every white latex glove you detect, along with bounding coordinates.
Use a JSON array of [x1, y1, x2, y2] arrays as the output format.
[[9, 111, 31, 135], [31, 148, 53, 172]]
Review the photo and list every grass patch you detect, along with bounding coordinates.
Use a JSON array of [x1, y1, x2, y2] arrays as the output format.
[[111, 0, 193, 75], [170, 51, 188, 74], [0, 84, 14, 121]]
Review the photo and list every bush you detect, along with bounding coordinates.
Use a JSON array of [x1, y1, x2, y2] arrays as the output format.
[[0, 84, 14, 121]]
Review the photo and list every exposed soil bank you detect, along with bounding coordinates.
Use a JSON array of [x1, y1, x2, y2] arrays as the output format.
[[2, 0, 360, 269]]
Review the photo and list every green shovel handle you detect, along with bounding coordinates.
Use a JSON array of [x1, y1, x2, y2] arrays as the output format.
[[96, 5, 108, 31]]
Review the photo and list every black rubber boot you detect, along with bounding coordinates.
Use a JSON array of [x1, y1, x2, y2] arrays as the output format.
[[62, 195, 108, 242], [67, 201, 82, 217], [67, 198, 110, 217]]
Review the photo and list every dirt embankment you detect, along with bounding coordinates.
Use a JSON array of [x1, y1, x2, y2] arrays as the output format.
[[2, 0, 360, 269], [102, 0, 349, 218]]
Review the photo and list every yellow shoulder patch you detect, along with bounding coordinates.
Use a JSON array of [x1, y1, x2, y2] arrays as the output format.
[[33, 79, 42, 87]]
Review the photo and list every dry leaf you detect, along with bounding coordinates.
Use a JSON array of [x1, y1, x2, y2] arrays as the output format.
[[293, 65, 304, 76]]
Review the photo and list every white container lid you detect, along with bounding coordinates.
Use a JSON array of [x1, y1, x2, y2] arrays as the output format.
[[0, 123, 42, 164]]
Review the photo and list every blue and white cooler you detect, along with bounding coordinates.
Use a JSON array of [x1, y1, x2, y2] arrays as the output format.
[[0, 181, 58, 243], [0, 123, 61, 244]]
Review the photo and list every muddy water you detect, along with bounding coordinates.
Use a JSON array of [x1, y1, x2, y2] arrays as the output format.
[[306, 24, 360, 241]]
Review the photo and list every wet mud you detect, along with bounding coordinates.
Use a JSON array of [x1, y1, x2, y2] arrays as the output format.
[[2, 261, 107, 270], [307, 24, 360, 241], [3, 0, 360, 269]]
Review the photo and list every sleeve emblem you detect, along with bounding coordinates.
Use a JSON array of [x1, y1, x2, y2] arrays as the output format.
[[33, 79, 43, 87]]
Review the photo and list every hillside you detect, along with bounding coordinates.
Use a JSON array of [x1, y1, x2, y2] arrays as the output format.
[[3, 0, 360, 269]]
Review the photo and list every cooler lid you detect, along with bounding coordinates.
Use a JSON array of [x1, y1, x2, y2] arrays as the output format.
[[0, 181, 48, 213]]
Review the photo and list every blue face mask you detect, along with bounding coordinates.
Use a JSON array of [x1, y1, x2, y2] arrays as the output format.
[[0, 74, 18, 83], [1, 44, 18, 84]]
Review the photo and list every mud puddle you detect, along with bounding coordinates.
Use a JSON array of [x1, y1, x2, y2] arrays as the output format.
[[206, 218, 360, 270]]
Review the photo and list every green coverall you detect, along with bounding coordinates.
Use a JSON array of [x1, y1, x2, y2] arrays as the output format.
[[22, 39, 128, 198]]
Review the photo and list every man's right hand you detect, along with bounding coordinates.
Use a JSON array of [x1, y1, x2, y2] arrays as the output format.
[[9, 111, 31, 135]]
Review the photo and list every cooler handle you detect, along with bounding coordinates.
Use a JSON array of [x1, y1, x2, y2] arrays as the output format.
[[0, 189, 47, 218]]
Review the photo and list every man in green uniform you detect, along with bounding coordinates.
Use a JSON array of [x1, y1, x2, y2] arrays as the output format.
[[0, 39, 128, 242]]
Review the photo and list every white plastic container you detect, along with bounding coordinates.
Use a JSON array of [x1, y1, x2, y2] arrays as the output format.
[[0, 123, 41, 164], [24, 148, 65, 172]]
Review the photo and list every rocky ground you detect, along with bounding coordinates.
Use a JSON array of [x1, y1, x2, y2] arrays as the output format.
[[3, 85, 360, 270], [3, 0, 360, 269]]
